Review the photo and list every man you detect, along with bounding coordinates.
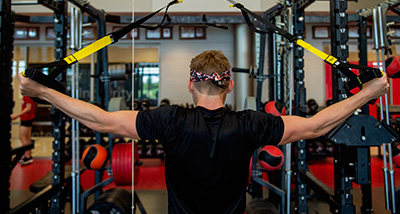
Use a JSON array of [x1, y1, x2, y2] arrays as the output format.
[[18, 50, 388, 213]]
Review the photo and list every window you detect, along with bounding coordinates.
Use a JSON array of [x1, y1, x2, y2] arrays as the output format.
[[108, 63, 160, 107], [133, 63, 160, 105]]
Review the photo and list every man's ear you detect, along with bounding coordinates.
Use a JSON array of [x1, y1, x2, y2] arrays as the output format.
[[226, 80, 234, 94], [188, 80, 194, 94]]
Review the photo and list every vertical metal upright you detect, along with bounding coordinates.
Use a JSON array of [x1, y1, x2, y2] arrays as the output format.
[[50, 0, 68, 212], [293, 0, 310, 212], [256, 13, 267, 112], [264, 4, 284, 103], [357, 14, 374, 214], [70, 7, 82, 213], [0, 0, 14, 212], [93, 9, 109, 200], [330, 0, 355, 212], [284, 4, 294, 213], [67, 1, 113, 200]]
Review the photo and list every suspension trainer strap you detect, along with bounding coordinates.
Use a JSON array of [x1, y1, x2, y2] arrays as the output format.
[[228, 0, 383, 102], [23, 0, 182, 103], [229, 1, 296, 42], [23, 67, 65, 93]]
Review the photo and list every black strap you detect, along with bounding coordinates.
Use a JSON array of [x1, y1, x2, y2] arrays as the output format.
[[23, 67, 66, 104], [234, 3, 297, 42], [241, 11, 268, 34], [341, 63, 382, 102], [110, 0, 176, 42]]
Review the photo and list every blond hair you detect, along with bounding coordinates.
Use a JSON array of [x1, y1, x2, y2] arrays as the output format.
[[190, 50, 231, 95]]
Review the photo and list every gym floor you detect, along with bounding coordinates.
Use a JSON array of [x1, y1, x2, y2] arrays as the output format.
[[9, 137, 400, 214]]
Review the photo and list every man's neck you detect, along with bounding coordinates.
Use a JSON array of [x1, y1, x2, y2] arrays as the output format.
[[194, 93, 225, 110]]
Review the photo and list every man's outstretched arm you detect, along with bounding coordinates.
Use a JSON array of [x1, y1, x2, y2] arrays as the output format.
[[278, 72, 389, 145], [17, 73, 140, 139]]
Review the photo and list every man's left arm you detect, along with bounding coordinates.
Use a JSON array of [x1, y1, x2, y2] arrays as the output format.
[[278, 72, 389, 145]]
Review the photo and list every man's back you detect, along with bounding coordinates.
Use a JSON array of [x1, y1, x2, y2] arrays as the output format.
[[136, 105, 284, 213]]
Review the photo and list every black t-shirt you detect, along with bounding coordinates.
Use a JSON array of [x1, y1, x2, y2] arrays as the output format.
[[136, 105, 284, 214]]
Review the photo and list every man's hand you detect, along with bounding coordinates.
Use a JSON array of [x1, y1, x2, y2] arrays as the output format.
[[360, 71, 389, 100], [18, 72, 48, 99]]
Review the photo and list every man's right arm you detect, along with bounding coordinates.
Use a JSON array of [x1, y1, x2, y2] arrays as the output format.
[[18, 73, 141, 139]]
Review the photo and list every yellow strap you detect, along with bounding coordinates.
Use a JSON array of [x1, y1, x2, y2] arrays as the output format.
[[63, 36, 113, 64], [325, 55, 338, 65], [295, 39, 339, 66]]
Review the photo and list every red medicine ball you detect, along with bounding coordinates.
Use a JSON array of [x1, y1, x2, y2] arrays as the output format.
[[82, 144, 108, 170], [392, 143, 400, 167], [258, 145, 284, 171], [386, 56, 400, 78], [264, 101, 286, 116]]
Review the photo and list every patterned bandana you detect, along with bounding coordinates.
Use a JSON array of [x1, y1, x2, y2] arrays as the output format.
[[190, 69, 231, 88]]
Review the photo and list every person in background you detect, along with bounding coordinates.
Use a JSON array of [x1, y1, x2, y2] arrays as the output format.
[[11, 96, 36, 165]]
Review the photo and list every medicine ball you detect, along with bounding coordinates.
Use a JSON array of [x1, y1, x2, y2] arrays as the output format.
[[82, 144, 108, 170], [392, 142, 400, 167], [386, 56, 400, 78], [258, 145, 284, 171], [264, 101, 286, 116]]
